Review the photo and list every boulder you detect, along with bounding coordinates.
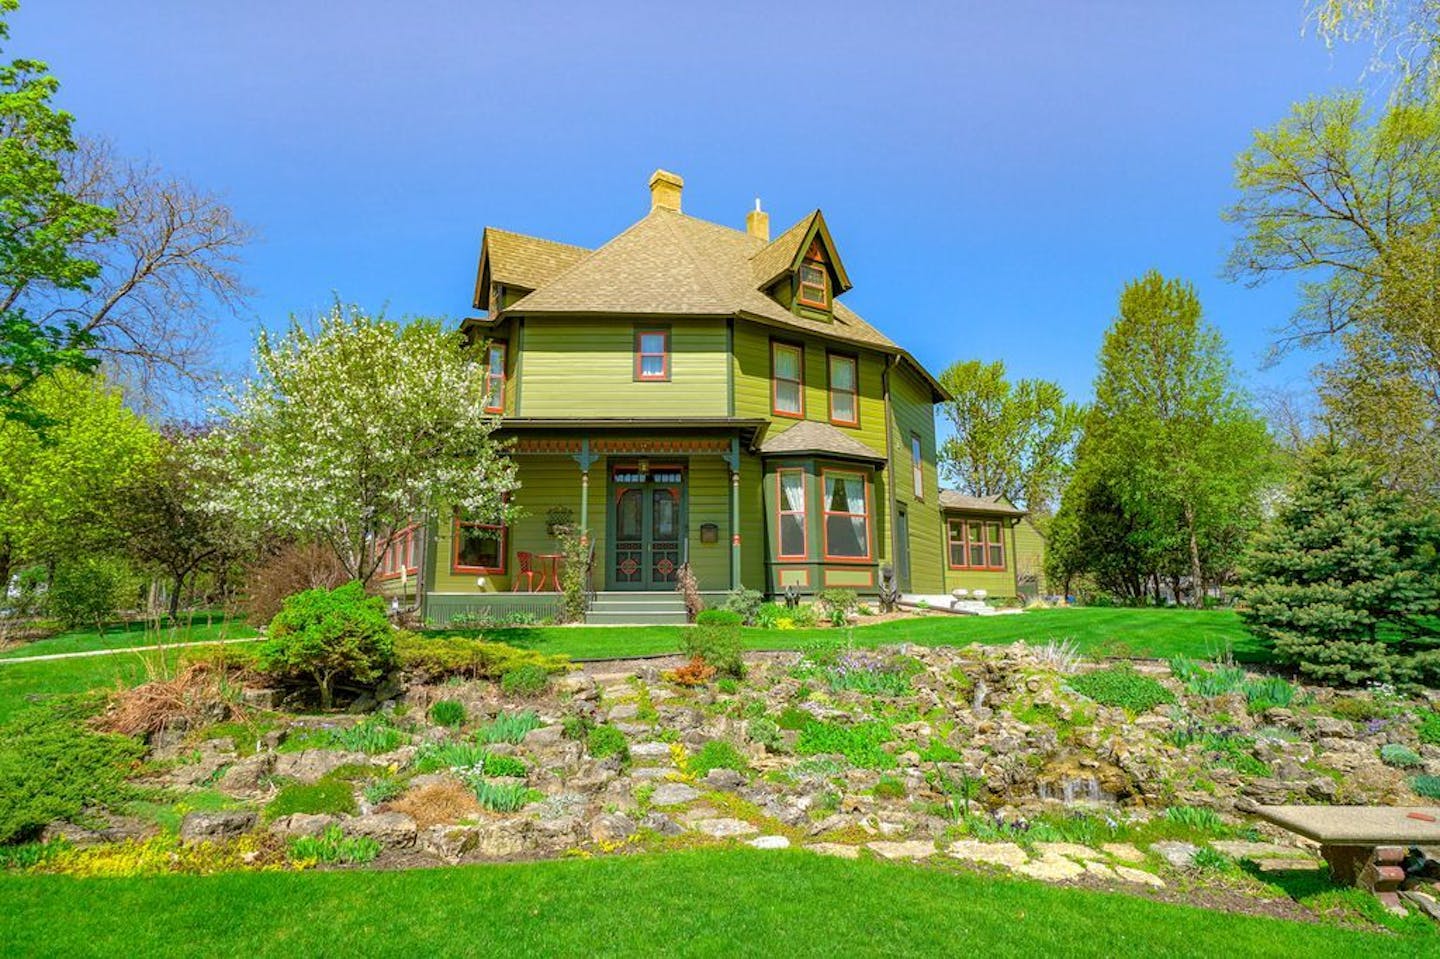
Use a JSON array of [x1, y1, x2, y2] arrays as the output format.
[[640, 812, 684, 836], [1151, 841, 1198, 869], [268, 813, 336, 839], [216, 753, 276, 795], [474, 818, 530, 858], [422, 824, 479, 861], [590, 812, 637, 842], [179, 810, 257, 842], [273, 749, 368, 784], [650, 782, 702, 807], [704, 768, 746, 790], [692, 817, 759, 839], [343, 812, 418, 848], [522, 725, 564, 747]]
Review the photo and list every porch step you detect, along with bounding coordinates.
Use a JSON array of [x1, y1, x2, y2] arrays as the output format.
[[585, 591, 690, 626]]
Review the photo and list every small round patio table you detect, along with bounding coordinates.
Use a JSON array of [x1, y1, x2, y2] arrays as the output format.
[[537, 553, 565, 592]]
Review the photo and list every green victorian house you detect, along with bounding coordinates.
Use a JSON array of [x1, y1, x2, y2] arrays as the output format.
[[384, 170, 1041, 624]]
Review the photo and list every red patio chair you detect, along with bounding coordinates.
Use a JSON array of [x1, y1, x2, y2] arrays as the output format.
[[512, 551, 540, 592]]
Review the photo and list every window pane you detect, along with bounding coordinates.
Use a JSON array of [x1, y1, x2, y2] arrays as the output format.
[[652, 490, 678, 540], [780, 515, 805, 556], [640, 354, 665, 377], [969, 544, 985, 567], [616, 489, 643, 540], [825, 514, 868, 557], [831, 392, 856, 423], [458, 526, 500, 569], [831, 357, 856, 391], [776, 380, 802, 414], [950, 543, 966, 567], [801, 264, 825, 286], [989, 544, 1004, 567], [488, 346, 505, 375], [780, 472, 805, 511], [968, 521, 983, 541], [639, 332, 665, 354], [774, 346, 799, 380]]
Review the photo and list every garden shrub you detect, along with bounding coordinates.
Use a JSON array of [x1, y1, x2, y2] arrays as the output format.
[[1418, 711, 1440, 746], [795, 720, 896, 770], [754, 602, 789, 629], [0, 839, 68, 871], [48, 556, 135, 632], [747, 717, 782, 751], [666, 657, 717, 687], [287, 825, 381, 866], [721, 588, 764, 626], [264, 779, 357, 821], [482, 754, 527, 778], [1328, 696, 1397, 722], [500, 664, 550, 698], [586, 725, 629, 762], [0, 697, 146, 844], [429, 699, 467, 728], [1411, 775, 1440, 800], [1380, 743, 1424, 768], [396, 634, 569, 682], [1069, 665, 1174, 713], [362, 777, 406, 805], [686, 609, 745, 678], [561, 713, 593, 741], [687, 740, 748, 779], [476, 710, 541, 745], [257, 582, 396, 709], [816, 588, 859, 626], [716, 677, 740, 695]]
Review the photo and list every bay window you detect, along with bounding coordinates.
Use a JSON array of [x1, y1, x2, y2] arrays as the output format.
[[822, 470, 871, 560], [777, 469, 808, 559]]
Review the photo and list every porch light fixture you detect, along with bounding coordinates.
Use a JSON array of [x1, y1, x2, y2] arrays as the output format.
[[638, 459, 650, 477]]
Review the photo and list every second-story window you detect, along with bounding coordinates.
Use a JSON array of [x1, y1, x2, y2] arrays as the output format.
[[911, 433, 924, 499], [829, 354, 858, 426], [772, 341, 804, 418], [483, 341, 506, 413], [635, 329, 670, 381]]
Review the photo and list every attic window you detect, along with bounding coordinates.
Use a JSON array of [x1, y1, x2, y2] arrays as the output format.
[[797, 239, 829, 309]]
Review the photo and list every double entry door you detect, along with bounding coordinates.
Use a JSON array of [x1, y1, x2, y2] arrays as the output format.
[[609, 464, 685, 590]]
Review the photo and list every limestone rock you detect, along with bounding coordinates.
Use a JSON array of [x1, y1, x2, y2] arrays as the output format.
[[805, 842, 861, 859], [650, 782, 701, 807], [1015, 852, 1084, 881], [268, 813, 335, 840], [273, 749, 368, 784], [748, 835, 791, 850], [216, 753, 275, 795], [422, 824, 479, 861], [693, 817, 759, 839], [947, 840, 1028, 869], [1101, 843, 1145, 863], [179, 810, 257, 842], [867, 840, 936, 860], [1115, 865, 1166, 887], [590, 812, 636, 842], [1151, 841, 1198, 869], [704, 768, 746, 790], [1033, 842, 1105, 861], [344, 812, 418, 848]]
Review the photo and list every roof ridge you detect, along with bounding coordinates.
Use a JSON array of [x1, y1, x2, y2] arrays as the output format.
[[485, 225, 591, 253], [659, 211, 741, 307]]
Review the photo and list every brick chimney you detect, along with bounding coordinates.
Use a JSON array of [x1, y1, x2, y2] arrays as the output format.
[[649, 169, 683, 212], [746, 198, 770, 242]]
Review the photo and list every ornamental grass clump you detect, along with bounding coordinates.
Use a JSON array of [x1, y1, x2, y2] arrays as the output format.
[[287, 826, 381, 866], [387, 781, 480, 828], [328, 714, 406, 754], [468, 778, 541, 813], [476, 710, 542, 745], [429, 700, 467, 728], [412, 741, 489, 773], [1410, 774, 1440, 800], [256, 582, 396, 710]]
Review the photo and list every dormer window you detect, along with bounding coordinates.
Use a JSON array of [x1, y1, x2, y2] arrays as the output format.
[[797, 240, 829, 309]]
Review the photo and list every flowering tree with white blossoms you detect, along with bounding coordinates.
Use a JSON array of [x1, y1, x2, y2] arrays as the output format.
[[214, 304, 517, 587]]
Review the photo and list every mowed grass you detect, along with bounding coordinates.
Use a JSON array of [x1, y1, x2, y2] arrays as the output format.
[[0, 615, 256, 660], [475, 606, 1262, 663], [0, 848, 1417, 958], [0, 647, 187, 723]]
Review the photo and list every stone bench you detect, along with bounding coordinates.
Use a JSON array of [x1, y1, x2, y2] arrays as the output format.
[[1253, 805, 1440, 911]]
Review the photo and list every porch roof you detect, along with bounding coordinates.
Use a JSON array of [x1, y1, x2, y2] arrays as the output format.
[[938, 490, 1027, 517], [499, 416, 770, 449]]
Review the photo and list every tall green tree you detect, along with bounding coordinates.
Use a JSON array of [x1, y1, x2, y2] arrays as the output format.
[[0, 371, 158, 588], [936, 359, 1082, 515], [211, 304, 518, 587], [0, 0, 113, 425], [1237, 443, 1440, 686], [1052, 272, 1274, 606], [1311, 0, 1440, 95], [1226, 92, 1440, 498]]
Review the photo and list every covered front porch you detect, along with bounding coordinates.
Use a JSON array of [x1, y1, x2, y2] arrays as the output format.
[[423, 419, 767, 624]]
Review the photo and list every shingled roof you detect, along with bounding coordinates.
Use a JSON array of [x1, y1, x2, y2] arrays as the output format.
[[472, 227, 590, 307], [937, 491, 1027, 516], [758, 420, 887, 464]]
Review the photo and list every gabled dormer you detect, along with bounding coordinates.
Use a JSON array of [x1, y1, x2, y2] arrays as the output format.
[[749, 209, 852, 321], [471, 226, 589, 317]]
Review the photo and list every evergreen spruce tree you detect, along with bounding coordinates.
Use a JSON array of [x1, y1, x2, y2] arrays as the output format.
[[1237, 444, 1440, 686]]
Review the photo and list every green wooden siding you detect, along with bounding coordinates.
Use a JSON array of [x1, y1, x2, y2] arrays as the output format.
[[682, 456, 731, 591], [518, 319, 729, 417], [889, 363, 943, 593], [941, 515, 1019, 598], [1013, 517, 1047, 598]]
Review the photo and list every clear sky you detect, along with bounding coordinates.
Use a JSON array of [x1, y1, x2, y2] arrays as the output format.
[[12, 1, 1370, 405]]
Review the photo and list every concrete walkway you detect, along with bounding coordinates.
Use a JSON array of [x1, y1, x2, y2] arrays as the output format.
[[0, 636, 261, 665]]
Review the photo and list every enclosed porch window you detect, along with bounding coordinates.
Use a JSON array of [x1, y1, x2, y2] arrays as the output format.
[[947, 517, 1005, 570], [454, 513, 506, 574]]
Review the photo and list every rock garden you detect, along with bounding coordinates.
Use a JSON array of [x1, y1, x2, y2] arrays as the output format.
[[5, 588, 1440, 936]]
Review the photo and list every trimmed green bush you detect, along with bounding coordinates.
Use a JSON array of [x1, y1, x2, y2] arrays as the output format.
[[500, 664, 550, 698], [1410, 775, 1440, 800], [721, 588, 764, 626], [1069, 665, 1174, 713], [482, 754, 527, 779], [1380, 743, 1424, 769], [686, 609, 744, 678], [264, 779, 357, 822], [257, 582, 396, 710], [396, 634, 569, 681], [586, 725, 629, 762], [688, 741, 748, 779], [429, 700, 467, 728]]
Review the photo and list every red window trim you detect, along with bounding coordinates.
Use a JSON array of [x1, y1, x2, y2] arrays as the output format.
[[484, 341, 507, 414], [797, 246, 830, 309], [820, 468, 873, 563], [911, 432, 924, 500], [827, 353, 859, 428], [771, 340, 805, 419], [634, 329, 670, 382], [452, 514, 507, 575], [377, 523, 420, 581], [775, 468, 808, 560], [946, 517, 1007, 571]]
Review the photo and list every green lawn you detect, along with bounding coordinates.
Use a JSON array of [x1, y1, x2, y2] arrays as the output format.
[[0, 848, 1419, 958], [477, 606, 1262, 663], [0, 615, 257, 660], [0, 647, 186, 724]]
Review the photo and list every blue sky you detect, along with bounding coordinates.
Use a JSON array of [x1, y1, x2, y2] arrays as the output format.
[[14, 1, 1369, 405]]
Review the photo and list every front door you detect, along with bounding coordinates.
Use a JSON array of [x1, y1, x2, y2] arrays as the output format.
[[610, 465, 685, 590], [896, 507, 912, 592]]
